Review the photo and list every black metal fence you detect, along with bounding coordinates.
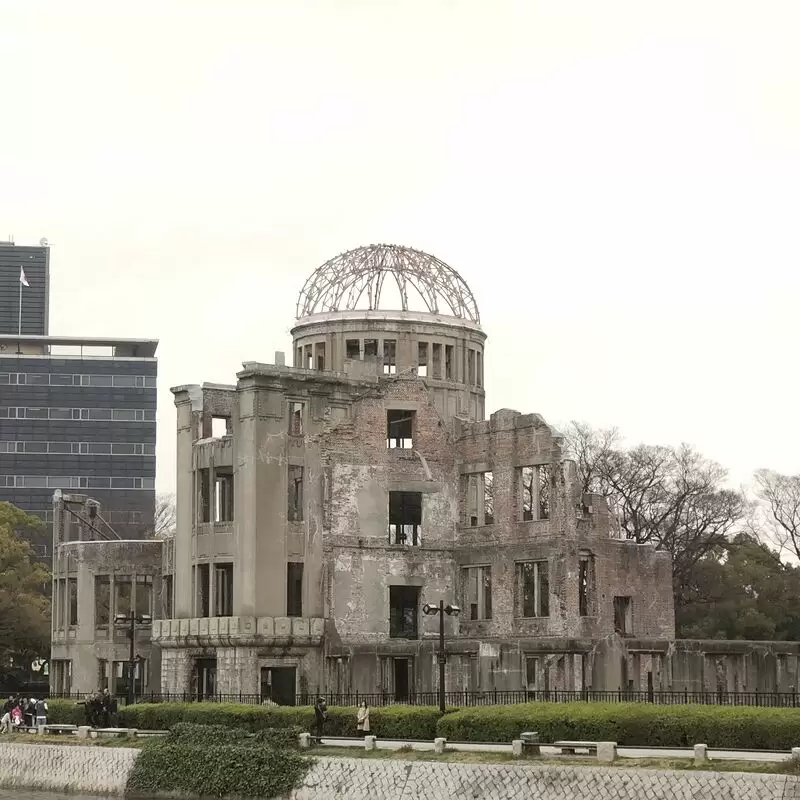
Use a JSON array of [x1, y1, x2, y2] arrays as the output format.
[[16, 688, 800, 708]]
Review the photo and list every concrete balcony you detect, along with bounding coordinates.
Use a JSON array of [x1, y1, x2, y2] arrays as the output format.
[[151, 615, 325, 648]]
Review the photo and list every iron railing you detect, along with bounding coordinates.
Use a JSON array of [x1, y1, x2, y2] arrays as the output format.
[[16, 688, 800, 708]]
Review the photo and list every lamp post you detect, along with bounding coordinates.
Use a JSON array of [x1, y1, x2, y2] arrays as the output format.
[[114, 612, 151, 706], [422, 600, 460, 714]]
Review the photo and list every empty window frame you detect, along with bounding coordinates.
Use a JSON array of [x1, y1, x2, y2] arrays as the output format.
[[68, 577, 78, 627], [214, 472, 234, 522], [288, 466, 304, 522], [520, 464, 552, 521], [95, 575, 111, 626], [316, 342, 325, 371], [364, 339, 378, 358], [389, 491, 422, 545], [211, 416, 229, 438], [613, 596, 632, 635], [214, 563, 233, 617], [516, 561, 550, 618], [578, 551, 595, 617], [304, 346, 313, 369], [197, 468, 211, 523], [431, 343, 442, 379], [417, 342, 428, 377], [464, 472, 493, 526], [162, 575, 174, 619], [287, 562, 304, 617], [346, 339, 361, 359], [288, 401, 304, 436], [476, 351, 483, 387], [383, 339, 396, 374], [525, 656, 539, 690], [467, 350, 476, 385], [386, 409, 414, 449], [114, 575, 132, 618], [444, 345, 455, 379], [464, 565, 492, 620], [389, 586, 420, 639], [135, 575, 153, 618]]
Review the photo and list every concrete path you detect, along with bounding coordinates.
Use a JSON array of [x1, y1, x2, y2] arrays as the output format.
[[320, 736, 792, 763]]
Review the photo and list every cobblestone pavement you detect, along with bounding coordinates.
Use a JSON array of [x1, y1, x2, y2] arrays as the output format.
[[293, 757, 800, 800], [0, 742, 136, 795]]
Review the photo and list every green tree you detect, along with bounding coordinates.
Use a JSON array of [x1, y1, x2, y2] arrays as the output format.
[[677, 533, 800, 640], [0, 503, 51, 678]]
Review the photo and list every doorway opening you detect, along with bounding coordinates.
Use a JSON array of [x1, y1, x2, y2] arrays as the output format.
[[260, 666, 297, 706]]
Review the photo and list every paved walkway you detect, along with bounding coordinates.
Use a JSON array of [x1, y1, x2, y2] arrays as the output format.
[[320, 736, 792, 763]]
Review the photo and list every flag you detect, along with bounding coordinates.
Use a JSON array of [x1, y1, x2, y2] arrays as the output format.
[[19, 267, 29, 287]]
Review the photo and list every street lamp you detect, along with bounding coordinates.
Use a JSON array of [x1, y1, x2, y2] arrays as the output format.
[[114, 612, 151, 706], [422, 600, 460, 713]]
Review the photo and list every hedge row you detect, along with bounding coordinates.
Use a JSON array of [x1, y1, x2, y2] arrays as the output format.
[[117, 702, 443, 740], [437, 703, 800, 750], [49, 699, 800, 750], [166, 721, 303, 749], [126, 740, 309, 797]]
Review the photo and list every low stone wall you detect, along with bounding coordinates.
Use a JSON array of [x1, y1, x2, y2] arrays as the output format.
[[0, 742, 138, 795], [297, 758, 800, 799], [0, 743, 797, 799]]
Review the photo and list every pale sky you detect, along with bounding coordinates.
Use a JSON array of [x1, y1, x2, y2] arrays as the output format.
[[1, 1, 798, 494]]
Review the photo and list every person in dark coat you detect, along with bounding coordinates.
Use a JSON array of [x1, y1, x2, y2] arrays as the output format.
[[313, 697, 328, 742]]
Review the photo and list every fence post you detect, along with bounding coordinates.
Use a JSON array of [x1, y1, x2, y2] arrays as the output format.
[[755, 687, 760, 707], [794, 687, 797, 708], [493, 687, 498, 705], [684, 688, 688, 705]]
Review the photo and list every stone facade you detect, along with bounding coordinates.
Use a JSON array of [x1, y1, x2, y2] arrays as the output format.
[[154, 245, 676, 701], [50, 493, 162, 696]]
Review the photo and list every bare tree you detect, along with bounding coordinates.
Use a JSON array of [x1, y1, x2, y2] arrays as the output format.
[[753, 469, 800, 561], [562, 422, 747, 602], [154, 493, 176, 537]]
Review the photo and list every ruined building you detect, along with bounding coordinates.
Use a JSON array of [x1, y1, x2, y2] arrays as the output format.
[[153, 244, 676, 701]]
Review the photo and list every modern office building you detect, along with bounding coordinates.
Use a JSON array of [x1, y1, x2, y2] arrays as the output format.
[[0, 239, 50, 335], [0, 334, 158, 550]]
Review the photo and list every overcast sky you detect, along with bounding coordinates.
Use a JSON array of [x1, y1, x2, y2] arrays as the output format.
[[1, 1, 798, 494]]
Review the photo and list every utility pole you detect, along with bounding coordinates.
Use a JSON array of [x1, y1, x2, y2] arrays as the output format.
[[114, 611, 151, 706], [422, 600, 460, 714]]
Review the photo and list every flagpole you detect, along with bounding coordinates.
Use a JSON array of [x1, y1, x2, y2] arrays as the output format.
[[18, 277, 22, 336]]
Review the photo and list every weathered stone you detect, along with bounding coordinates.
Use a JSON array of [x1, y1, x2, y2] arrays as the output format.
[[434, 737, 447, 754], [299, 732, 312, 749], [511, 739, 523, 757], [364, 735, 377, 751], [596, 742, 617, 763], [694, 743, 709, 765]]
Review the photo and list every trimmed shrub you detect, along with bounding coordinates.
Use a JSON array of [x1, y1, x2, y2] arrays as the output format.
[[166, 722, 251, 745], [435, 702, 800, 750], [119, 702, 443, 739], [126, 740, 309, 798], [46, 699, 87, 726], [253, 725, 304, 749]]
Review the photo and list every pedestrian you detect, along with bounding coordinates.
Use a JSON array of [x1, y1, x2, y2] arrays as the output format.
[[0, 696, 15, 734], [34, 697, 48, 727], [101, 689, 113, 727], [356, 701, 370, 738], [313, 697, 328, 742]]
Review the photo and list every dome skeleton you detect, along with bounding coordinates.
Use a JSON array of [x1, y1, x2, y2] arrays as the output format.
[[296, 244, 480, 324]]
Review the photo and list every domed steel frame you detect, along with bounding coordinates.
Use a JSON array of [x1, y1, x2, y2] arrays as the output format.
[[296, 244, 480, 324]]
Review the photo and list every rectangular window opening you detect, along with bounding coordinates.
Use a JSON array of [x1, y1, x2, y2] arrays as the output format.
[[315, 342, 325, 371], [468, 350, 476, 385], [417, 342, 428, 377], [346, 339, 361, 359], [383, 339, 396, 374], [364, 339, 378, 358], [613, 596, 632, 636], [431, 343, 442, 379], [389, 491, 422, 545], [162, 575, 174, 619], [476, 351, 483, 387], [538, 465, 551, 520], [95, 575, 110, 626], [386, 409, 414, 449], [288, 465, 304, 522], [289, 401, 304, 436], [214, 563, 233, 617], [579, 552, 595, 617], [68, 577, 78, 627], [525, 656, 538, 690], [465, 472, 492, 526], [196, 563, 210, 617], [197, 468, 210, 523], [304, 345, 313, 370], [114, 575, 132, 618], [211, 416, 230, 438], [444, 345, 454, 380], [464, 565, 492, 620], [135, 575, 153, 618], [214, 472, 234, 522], [389, 585, 420, 639], [287, 562, 303, 617], [517, 561, 550, 618]]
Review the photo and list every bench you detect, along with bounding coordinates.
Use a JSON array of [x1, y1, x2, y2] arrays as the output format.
[[93, 728, 136, 738], [553, 740, 598, 756], [43, 724, 77, 735]]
